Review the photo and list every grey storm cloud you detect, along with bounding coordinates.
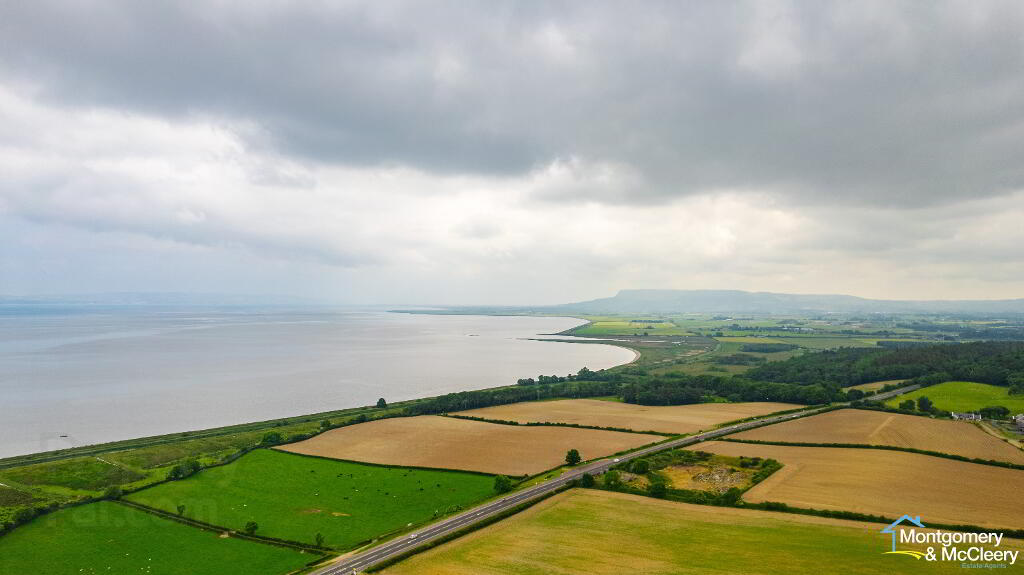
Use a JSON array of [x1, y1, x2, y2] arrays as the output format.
[[3, 0, 1024, 208]]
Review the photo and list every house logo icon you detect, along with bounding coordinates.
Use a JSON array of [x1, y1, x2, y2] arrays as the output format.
[[881, 515, 926, 559]]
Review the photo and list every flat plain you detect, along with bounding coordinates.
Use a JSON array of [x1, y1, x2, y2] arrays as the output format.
[[124, 449, 494, 549], [456, 399, 800, 434], [277, 415, 660, 476], [733, 408, 1024, 463], [884, 381, 1024, 413], [691, 441, 1024, 530], [0, 501, 311, 575], [380, 489, 1005, 575]]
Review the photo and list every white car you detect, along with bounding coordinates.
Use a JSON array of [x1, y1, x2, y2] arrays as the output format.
[[613, 458, 620, 462]]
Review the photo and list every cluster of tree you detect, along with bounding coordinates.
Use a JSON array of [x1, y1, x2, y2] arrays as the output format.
[[871, 341, 1024, 386], [166, 459, 201, 480], [407, 380, 621, 415], [744, 348, 899, 387], [493, 475, 514, 493], [980, 406, 1011, 419], [898, 396, 938, 415], [738, 343, 799, 353], [874, 340, 942, 348], [412, 341, 1024, 413], [516, 367, 623, 386], [897, 321, 1024, 341], [1, 504, 57, 534], [712, 353, 766, 366], [745, 342, 1024, 389], [621, 373, 837, 406]]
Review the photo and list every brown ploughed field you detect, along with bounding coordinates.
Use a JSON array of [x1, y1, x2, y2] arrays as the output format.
[[690, 441, 1024, 530], [277, 415, 660, 476], [456, 399, 800, 434], [734, 408, 1024, 463]]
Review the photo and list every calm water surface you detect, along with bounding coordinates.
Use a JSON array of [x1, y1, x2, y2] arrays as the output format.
[[0, 308, 634, 457]]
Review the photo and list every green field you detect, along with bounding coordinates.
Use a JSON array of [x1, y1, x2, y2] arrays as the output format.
[[0, 485, 35, 506], [885, 381, 1024, 413], [567, 316, 695, 337], [124, 449, 495, 549], [382, 489, 1017, 575], [0, 501, 311, 575], [0, 456, 145, 492]]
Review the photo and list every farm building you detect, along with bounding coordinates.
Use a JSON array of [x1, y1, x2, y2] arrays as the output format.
[[951, 412, 981, 422]]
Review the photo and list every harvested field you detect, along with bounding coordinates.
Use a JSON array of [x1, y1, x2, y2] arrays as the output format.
[[734, 409, 1024, 464], [381, 489, 1009, 575], [456, 399, 801, 434], [691, 441, 1024, 530], [848, 380, 903, 392], [278, 416, 660, 476]]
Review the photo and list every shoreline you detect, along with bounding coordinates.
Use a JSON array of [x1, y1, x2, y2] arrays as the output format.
[[1, 313, 638, 464]]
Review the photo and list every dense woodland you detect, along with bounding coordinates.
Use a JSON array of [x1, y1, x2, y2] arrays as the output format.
[[746, 341, 1024, 388], [407, 341, 1024, 413]]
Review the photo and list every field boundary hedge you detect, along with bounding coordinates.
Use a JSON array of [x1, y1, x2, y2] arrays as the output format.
[[579, 484, 1024, 541], [274, 448, 501, 479], [717, 438, 1024, 470], [743, 501, 1024, 540], [713, 405, 832, 429], [116, 499, 332, 555]]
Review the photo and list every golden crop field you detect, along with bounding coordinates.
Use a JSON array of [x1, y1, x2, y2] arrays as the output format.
[[691, 441, 1024, 530], [734, 409, 1024, 464], [277, 416, 660, 476], [380, 489, 1010, 575], [848, 380, 904, 392], [456, 399, 801, 434]]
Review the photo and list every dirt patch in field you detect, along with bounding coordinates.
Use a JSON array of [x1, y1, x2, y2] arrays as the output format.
[[691, 441, 1024, 530], [847, 380, 904, 392], [661, 465, 753, 493], [457, 399, 801, 434], [619, 471, 649, 489], [277, 416, 660, 476], [733, 408, 1024, 464]]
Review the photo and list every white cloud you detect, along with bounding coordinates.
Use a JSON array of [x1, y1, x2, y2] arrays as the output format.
[[4, 2, 1024, 303]]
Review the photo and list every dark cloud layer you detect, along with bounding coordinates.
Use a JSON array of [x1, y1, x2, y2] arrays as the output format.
[[4, 1, 1024, 207]]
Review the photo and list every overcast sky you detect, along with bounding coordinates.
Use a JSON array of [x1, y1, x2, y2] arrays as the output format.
[[2, 1, 1024, 304]]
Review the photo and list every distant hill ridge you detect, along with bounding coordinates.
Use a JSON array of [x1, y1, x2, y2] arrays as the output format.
[[552, 289, 1024, 315]]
